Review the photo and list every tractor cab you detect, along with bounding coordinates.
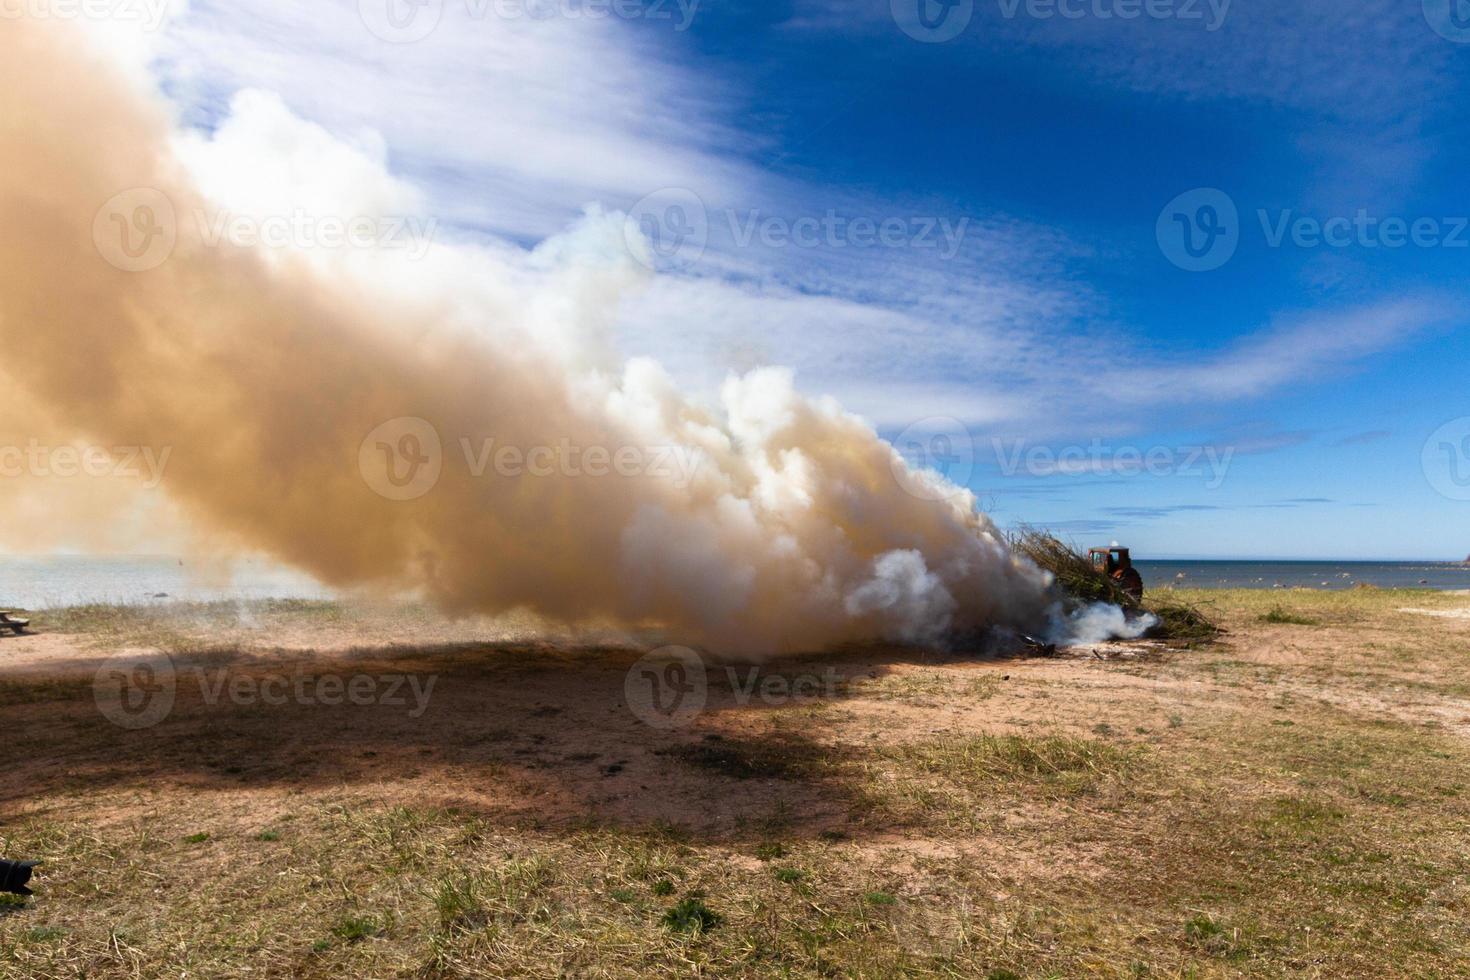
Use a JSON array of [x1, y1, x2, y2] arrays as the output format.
[[1090, 547, 1144, 601]]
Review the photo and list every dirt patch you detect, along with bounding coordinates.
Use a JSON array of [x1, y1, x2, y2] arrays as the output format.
[[1398, 606, 1470, 619], [5, 593, 1470, 977]]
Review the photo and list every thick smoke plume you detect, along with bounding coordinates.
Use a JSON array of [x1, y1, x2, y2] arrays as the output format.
[[0, 18, 1059, 654]]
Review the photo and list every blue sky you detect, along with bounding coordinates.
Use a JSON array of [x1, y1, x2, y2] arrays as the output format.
[[147, 0, 1468, 559]]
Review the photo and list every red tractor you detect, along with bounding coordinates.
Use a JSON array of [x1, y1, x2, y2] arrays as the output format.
[[1090, 547, 1144, 602]]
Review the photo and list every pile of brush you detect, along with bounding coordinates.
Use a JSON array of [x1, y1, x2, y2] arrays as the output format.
[[1010, 527, 1220, 646]]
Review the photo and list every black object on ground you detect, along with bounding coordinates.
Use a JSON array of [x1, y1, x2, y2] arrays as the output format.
[[0, 860, 39, 896], [1020, 634, 1058, 657]]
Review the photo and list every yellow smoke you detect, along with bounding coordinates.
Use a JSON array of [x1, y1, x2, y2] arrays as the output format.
[[0, 17, 1050, 653]]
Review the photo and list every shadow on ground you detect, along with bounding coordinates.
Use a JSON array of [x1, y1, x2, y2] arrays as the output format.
[[0, 639, 1019, 842]]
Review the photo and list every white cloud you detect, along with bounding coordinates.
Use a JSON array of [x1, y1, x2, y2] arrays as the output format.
[[154, 0, 753, 242], [139, 0, 1461, 452], [794, 0, 1451, 122], [1115, 296, 1454, 405]]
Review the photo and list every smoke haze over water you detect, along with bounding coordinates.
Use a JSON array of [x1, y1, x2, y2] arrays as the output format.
[[0, 17, 1064, 654]]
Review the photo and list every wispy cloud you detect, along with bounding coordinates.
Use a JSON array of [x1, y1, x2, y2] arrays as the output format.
[[156, 0, 754, 243], [1100, 498, 1336, 520], [145, 2, 1464, 460], [1104, 298, 1454, 408], [1333, 429, 1392, 447]]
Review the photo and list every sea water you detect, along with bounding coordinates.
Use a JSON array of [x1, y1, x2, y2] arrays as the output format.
[[1137, 560, 1470, 592], [1, 555, 1465, 611], [0, 555, 331, 609]]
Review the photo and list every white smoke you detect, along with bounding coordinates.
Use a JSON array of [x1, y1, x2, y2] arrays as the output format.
[[1050, 602, 1159, 646], [844, 550, 959, 647], [0, 15, 1066, 656]]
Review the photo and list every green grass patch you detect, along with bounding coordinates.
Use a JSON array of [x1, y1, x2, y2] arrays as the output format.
[[433, 876, 486, 933], [886, 734, 1139, 795], [329, 915, 381, 943], [1261, 605, 1321, 626], [661, 898, 720, 934]]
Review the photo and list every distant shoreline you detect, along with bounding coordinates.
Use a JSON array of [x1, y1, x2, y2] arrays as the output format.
[[1137, 559, 1470, 592]]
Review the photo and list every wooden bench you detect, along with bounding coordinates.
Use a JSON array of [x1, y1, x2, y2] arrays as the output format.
[[0, 612, 29, 635]]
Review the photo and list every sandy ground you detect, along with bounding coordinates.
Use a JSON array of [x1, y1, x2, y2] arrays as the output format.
[[1399, 606, 1470, 619], [3, 592, 1470, 977], [5, 596, 1469, 835], [0, 620, 1129, 833]]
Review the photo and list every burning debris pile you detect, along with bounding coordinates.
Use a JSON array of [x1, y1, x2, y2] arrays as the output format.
[[0, 17, 1198, 658], [1012, 529, 1221, 646]]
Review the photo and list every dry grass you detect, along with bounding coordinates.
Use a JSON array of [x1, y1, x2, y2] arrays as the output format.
[[1011, 528, 1222, 645], [3, 589, 1470, 977], [1011, 526, 1137, 609]]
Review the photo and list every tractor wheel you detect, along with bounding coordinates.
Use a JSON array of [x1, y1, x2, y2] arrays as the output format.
[[1115, 568, 1144, 602]]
